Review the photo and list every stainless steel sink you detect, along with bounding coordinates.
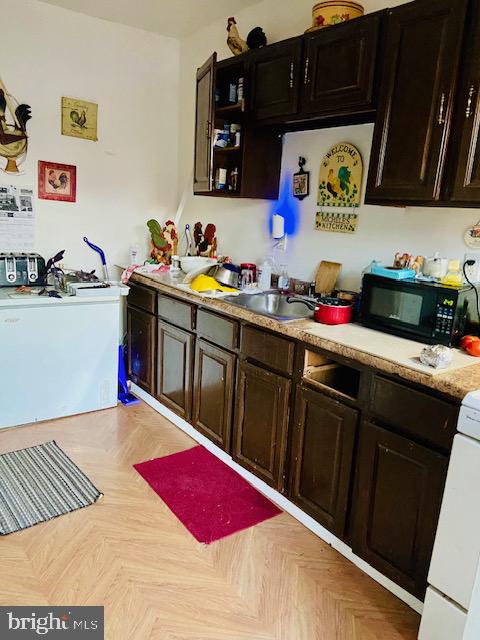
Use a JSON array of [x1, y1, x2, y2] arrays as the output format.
[[223, 291, 314, 321]]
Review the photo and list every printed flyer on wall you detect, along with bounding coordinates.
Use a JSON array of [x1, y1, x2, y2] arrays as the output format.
[[0, 184, 35, 251]]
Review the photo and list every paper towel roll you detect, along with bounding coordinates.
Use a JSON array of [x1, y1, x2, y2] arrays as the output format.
[[272, 214, 285, 239]]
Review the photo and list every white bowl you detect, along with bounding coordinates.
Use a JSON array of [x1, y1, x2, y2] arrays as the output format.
[[180, 256, 217, 274]]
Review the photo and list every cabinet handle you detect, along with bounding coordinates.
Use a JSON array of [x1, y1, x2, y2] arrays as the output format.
[[304, 57, 310, 85], [290, 62, 294, 88], [438, 93, 446, 125], [466, 85, 476, 118], [206, 121, 212, 138]]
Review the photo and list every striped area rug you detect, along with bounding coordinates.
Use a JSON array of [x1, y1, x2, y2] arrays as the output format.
[[0, 440, 102, 535]]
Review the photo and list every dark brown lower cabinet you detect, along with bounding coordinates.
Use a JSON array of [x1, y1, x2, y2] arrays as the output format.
[[193, 339, 236, 451], [127, 305, 156, 395], [290, 385, 358, 538], [353, 421, 448, 599], [156, 320, 194, 420], [233, 360, 290, 490]]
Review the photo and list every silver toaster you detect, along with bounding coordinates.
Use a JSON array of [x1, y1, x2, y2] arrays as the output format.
[[0, 253, 47, 286]]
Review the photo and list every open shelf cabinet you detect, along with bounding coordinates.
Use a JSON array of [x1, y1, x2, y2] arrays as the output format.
[[193, 52, 282, 200]]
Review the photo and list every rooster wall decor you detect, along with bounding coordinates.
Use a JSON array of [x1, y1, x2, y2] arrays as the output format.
[[0, 75, 31, 174], [247, 27, 267, 49], [61, 97, 98, 141], [318, 142, 363, 208], [227, 17, 249, 56]]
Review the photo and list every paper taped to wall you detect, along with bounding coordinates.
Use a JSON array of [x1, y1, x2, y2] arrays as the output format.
[[0, 184, 35, 251]]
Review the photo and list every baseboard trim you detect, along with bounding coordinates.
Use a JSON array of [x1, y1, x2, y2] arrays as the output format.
[[131, 383, 423, 615]]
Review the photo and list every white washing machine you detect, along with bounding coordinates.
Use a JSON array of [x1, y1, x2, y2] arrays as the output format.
[[419, 390, 480, 639]]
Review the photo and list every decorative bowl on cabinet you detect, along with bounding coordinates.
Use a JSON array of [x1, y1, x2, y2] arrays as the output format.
[[306, 1, 364, 31]]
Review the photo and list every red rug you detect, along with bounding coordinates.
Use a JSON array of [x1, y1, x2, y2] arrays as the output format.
[[134, 446, 282, 544]]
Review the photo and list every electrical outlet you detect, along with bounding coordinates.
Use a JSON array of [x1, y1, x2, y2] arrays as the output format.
[[275, 235, 288, 252], [464, 253, 480, 282]]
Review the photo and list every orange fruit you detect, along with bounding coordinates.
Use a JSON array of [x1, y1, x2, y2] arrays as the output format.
[[460, 335, 480, 350], [466, 340, 480, 357]]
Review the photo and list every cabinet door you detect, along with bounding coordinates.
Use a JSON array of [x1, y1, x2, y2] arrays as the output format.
[[233, 361, 291, 490], [449, 0, 480, 204], [290, 386, 358, 538], [353, 421, 448, 599], [127, 306, 155, 395], [157, 320, 194, 420], [366, 0, 468, 204], [301, 13, 381, 117], [193, 339, 235, 452], [248, 39, 303, 121], [194, 53, 216, 193]]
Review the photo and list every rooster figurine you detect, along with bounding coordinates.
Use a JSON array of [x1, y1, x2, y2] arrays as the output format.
[[227, 17, 249, 56], [247, 27, 267, 49]]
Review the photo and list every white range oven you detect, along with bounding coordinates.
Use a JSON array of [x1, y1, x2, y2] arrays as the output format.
[[419, 391, 480, 639]]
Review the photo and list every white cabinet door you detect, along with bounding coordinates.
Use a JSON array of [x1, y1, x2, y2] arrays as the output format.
[[419, 588, 466, 640], [428, 434, 480, 610]]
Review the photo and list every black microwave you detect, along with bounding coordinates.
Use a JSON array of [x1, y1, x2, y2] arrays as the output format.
[[360, 274, 479, 346]]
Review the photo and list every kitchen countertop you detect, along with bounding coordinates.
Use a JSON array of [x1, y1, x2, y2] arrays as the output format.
[[129, 271, 480, 403]]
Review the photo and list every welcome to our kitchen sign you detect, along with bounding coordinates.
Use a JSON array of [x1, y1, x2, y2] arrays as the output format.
[[316, 142, 362, 234]]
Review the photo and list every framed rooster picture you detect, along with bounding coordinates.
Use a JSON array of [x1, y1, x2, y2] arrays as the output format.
[[38, 161, 77, 202], [293, 157, 310, 200], [61, 97, 98, 141]]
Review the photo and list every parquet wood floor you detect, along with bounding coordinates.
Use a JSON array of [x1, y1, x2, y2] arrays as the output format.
[[0, 402, 420, 639]]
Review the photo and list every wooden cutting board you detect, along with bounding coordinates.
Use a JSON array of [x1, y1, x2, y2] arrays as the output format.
[[315, 261, 342, 295]]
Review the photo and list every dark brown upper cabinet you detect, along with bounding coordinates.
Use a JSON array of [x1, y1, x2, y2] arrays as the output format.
[[366, 0, 469, 205], [247, 13, 383, 127], [156, 320, 194, 421], [233, 360, 291, 491], [290, 385, 358, 539], [301, 12, 382, 120], [194, 53, 216, 193], [248, 38, 303, 121], [353, 421, 448, 599], [193, 54, 282, 200], [448, 0, 480, 205], [193, 2, 480, 206], [193, 339, 236, 452]]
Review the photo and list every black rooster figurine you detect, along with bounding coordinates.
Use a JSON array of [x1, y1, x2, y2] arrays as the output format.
[[247, 27, 267, 49]]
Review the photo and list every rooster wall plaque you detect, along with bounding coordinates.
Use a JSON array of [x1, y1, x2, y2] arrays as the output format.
[[0, 75, 32, 174], [318, 142, 362, 208], [61, 97, 98, 141]]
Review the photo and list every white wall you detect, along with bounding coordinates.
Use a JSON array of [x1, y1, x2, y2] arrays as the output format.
[[177, 0, 480, 291], [1, 0, 180, 275]]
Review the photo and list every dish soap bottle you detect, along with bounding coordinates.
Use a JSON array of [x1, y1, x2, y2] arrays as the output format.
[[278, 265, 290, 292]]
